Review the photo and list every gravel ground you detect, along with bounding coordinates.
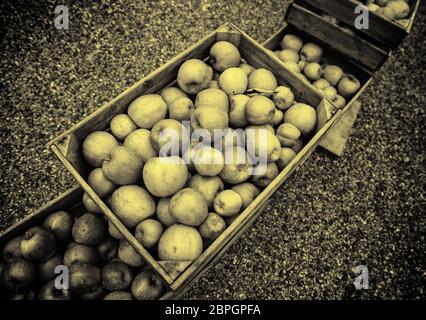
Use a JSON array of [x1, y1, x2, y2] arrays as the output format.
[[1, 0, 425, 299]]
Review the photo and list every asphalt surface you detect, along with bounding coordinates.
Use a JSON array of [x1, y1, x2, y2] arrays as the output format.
[[1, 0, 425, 299]]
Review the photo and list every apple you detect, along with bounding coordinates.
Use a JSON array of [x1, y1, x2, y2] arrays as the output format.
[[72, 213, 106, 246], [82, 131, 119, 168], [158, 225, 203, 261], [278, 49, 300, 63], [124, 129, 157, 162], [313, 78, 331, 91], [111, 185, 156, 228], [192, 146, 225, 177], [214, 190, 243, 217], [2, 258, 36, 291], [150, 119, 188, 156], [298, 60, 307, 72], [170, 188, 208, 226], [177, 59, 213, 94], [39, 280, 72, 300], [323, 86, 338, 101], [135, 219, 164, 248], [252, 162, 279, 188], [69, 264, 101, 295], [245, 126, 281, 162], [128, 94, 167, 129], [229, 94, 250, 128], [131, 271, 165, 300], [108, 219, 125, 240], [245, 95, 276, 125], [168, 96, 194, 121], [283, 103, 317, 136], [270, 108, 284, 127], [280, 34, 303, 52], [210, 41, 241, 71], [338, 74, 361, 98], [248, 68, 278, 92], [219, 67, 248, 95], [239, 63, 255, 77], [38, 253, 63, 282], [20, 227, 56, 262], [104, 291, 133, 300], [276, 123, 301, 147], [277, 147, 297, 169], [82, 192, 102, 214], [160, 86, 187, 105], [190, 106, 229, 136], [96, 236, 119, 263], [273, 86, 295, 110], [300, 43, 323, 63], [87, 168, 116, 198], [387, 1, 410, 19], [304, 62, 322, 81], [198, 212, 226, 242], [195, 88, 229, 113], [231, 183, 260, 209], [2, 236, 22, 262], [63, 243, 99, 267], [322, 65, 344, 86], [333, 95, 346, 109], [220, 146, 253, 184], [189, 174, 224, 209], [42, 210, 73, 244], [155, 197, 177, 227], [101, 260, 133, 291], [118, 240, 144, 267], [110, 114, 137, 141], [102, 146, 143, 185], [143, 156, 188, 197]]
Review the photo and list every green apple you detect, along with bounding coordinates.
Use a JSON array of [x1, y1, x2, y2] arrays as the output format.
[[102, 146, 143, 185], [160, 86, 187, 105], [110, 114, 137, 141], [195, 88, 229, 113], [198, 212, 226, 242], [72, 213, 106, 246], [170, 188, 208, 226], [155, 197, 177, 227], [135, 219, 164, 248], [43, 210, 74, 243], [111, 185, 156, 228], [248, 68, 278, 92], [82, 131, 119, 168], [213, 190, 243, 217], [177, 59, 213, 94], [158, 225, 203, 261], [189, 174, 224, 209], [210, 41, 241, 72], [87, 168, 116, 198], [219, 67, 248, 95], [131, 271, 165, 300], [231, 182, 260, 209], [124, 129, 157, 162], [20, 227, 56, 262], [127, 94, 167, 129]]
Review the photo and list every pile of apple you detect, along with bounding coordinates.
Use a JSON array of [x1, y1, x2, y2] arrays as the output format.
[[0, 209, 165, 300], [66, 41, 319, 280], [274, 33, 362, 109], [365, 0, 412, 23]]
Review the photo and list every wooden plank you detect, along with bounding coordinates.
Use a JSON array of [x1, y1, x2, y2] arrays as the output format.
[[320, 100, 362, 156], [287, 3, 389, 71], [50, 145, 175, 286], [299, 0, 409, 48], [0, 186, 83, 246]]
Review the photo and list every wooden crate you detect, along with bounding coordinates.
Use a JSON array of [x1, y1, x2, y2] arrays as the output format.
[[0, 186, 186, 300], [47, 22, 348, 291], [298, 0, 421, 49], [263, 3, 386, 155]]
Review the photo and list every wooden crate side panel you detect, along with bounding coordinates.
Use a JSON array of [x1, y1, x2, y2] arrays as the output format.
[[299, 0, 407, 48], [287, 3, 389, 71], [0, 186, 83, 246]]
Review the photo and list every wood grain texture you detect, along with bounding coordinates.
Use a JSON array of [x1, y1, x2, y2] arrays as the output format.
[[287, 4, 389, 71], [298, 0, 413, 48]]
